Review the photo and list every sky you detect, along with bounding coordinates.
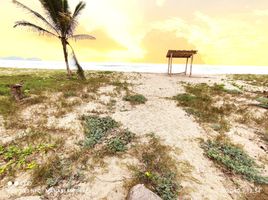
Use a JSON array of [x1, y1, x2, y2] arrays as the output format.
[[0, 0, 268, 65]]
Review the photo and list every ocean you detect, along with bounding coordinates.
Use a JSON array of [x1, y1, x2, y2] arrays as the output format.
[[0, 59, 268, 74]]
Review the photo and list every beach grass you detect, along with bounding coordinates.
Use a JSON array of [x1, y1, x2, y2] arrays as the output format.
[[232, 74, 268, 87], [0, 68, 126, 118], [82, 115, 135, 156], [128, 134, 183, 200], [173, 83, 235, 132], [123, 94, 147, 105], [201, 135, 268, 184]]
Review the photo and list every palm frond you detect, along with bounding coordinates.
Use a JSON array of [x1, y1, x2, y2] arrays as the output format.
[[73, 1, 86, 19], [68, 1, 86, 34], [62, 0, 70, 13], [39, 0, 64, 31], [70, 34, 96, 41], [12, 0, 59, 35], [14, 21, 58, 37]]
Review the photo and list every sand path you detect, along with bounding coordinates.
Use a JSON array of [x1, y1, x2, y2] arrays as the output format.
[[113, 74, 233, 200]]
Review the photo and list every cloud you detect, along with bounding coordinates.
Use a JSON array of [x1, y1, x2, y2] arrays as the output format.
[[253, 9, 268, 16], [77, 0, 147, 60], [155, 0, 166, 7], [141, 29, 204, 63], [151, 11, 268, 65], [2, 0, 268, 65]]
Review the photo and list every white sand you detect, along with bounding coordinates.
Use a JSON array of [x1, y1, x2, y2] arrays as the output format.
[[1, 73, 267, 200]]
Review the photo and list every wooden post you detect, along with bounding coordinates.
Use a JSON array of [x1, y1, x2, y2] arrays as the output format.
[[190, 55, 194, 76], [167, 57, 170, 75], [10, 84, 23, 101], [170, 53, 173, 75], [185, 57, 189, 75]]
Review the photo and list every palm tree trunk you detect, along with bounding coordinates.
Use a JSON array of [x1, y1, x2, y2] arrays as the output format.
[[61, 38, 72, 77], [67, 43, 86, 80]]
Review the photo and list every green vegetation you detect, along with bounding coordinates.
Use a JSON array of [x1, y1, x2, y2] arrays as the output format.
[[256, 97, 268, 109], [128, 134, 182, 200], [83, 115, 119, 148], [123, 94, 147, 105], [82, 115, 135, 156], [201, 136, 268, 184], [31, 155, 70, 187], [63, 91, 77, 98], [236, 109, 268, 144], [106, 130, 135, 154], [0, 143, 55, 176], [31, 122, 135, 188], [232, 74, 268, 87], [173, 83, 235, 132], [0, 69, 127, 119]]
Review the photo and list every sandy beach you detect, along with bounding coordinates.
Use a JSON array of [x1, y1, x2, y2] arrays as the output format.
[[0, 69, 267, 200], [2, 0, 268, 199]]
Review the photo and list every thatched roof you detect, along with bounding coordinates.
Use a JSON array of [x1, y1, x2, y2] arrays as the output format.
[[166, 50, 197, 58]]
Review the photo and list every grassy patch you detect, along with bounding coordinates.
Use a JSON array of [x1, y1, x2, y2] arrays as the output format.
[[0, 69, 128, 119], [232, 74, 268, 87], [255, 97, 268, 110], [82, 115, 135, 157], [0, 96, 17, 118], [236, 110, 268, 144], [63, 91, 77, 98], [106, 130, 135, 154], [83, 115, 119, 148], [128, 134, 182, 200], [201, 136, 268, 184], [31, 155, 70, 188], [123, 94, 147, 105], [173, 83, 233, 132], [0, 143, 55, 177], [256, 97, 268, 105]]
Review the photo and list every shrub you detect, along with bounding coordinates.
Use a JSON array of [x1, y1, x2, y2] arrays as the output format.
[[107, 138, 126, 153], [31, 155, 69, 187], [0, 143, 55, 176], [106, 130, 135, 154], [83, 115, 119, 148], [63, 91, 77, 98], [173, 83, 233, 133], [82, 116, 135, 158], [232, 74, 268, 87], [201, 138, 268, 184], [129, 134, 181, 200], [123, 94, 147, 105]]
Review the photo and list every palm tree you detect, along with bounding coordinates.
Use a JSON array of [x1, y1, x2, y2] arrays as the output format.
[[13, 0, 96, 80]]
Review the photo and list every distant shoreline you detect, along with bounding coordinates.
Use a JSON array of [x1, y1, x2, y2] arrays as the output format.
[[0, 59, 268, 74]]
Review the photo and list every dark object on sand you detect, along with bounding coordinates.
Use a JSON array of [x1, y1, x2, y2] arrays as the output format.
[[10, 84, 23, 101], [264, 90, 268, 98]]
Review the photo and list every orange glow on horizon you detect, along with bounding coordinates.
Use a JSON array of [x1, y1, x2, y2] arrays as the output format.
[[0, 0, 268, 65]]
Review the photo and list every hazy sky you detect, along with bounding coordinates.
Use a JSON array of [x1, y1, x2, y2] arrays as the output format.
[[1, 0, 268, 65]]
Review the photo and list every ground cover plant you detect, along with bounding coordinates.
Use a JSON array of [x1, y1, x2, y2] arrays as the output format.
[[0, 69, 127, 119], [128, 134, 183, 200], [232, 74, 268, 87], [123, 94, 147, 105], [82, 115, 136, 157], [173, 83, 236, 132], [0, 142, 56, 177], [201, 135, 268, 184]]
